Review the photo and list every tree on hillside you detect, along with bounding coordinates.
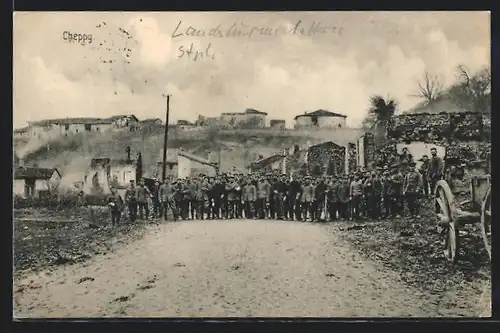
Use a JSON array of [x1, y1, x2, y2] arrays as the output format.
[[410, 71, 443, 104], [236, 116, 263, 129], [448, 64, 491, 113], [362, 95, 397, 144]]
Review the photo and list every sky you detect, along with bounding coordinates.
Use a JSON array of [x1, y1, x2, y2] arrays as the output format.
[[13, 11, 490, 129]]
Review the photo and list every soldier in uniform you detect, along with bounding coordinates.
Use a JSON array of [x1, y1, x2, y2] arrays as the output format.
[[242, 178, 257, 219], [419, 155, 431, 198], [381, 168, 391, 218], [135, 178, 151, 220], [400, 147, 414, 165], [275, 175, 288, 220], [256, 175, 271, 219], [211, 177, 225, 219], [337, 175, 351, 220], [226, 177, 241, 219], [349, 173, 364, 220], [159, 178, 178, 221], [389, 164, 404, 218], [403, 161, 423, 218], [151, 180, 162, 219], [314, 176, 328, 221], [364, 171, 383, 220], [300, 176, 315, 221], [428, 148, 444, 197], [268, 177, 277, 219], [186, 178, 197, 219], [124, 180, 137, 222], [286, 175, 302, 221], [107, 186, 124, 227], [327, 176, 339, 221], [197, 175, 210, 220], [174, 180, 186, 219]]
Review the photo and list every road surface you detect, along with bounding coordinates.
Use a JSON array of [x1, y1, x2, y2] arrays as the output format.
[[14, 219, 446, 317]]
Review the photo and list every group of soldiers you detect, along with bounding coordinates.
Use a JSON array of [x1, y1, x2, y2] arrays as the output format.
[[106, 147, 444, 226]]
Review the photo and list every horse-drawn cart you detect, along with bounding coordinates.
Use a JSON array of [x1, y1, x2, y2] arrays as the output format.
[[434, 159, 491, 263]]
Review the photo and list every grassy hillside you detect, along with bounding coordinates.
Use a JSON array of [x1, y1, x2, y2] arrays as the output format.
[[14, 126, 362, 187]]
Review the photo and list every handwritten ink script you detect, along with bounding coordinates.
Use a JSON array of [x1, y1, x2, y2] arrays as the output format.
[[173, 20, 343, 62], [172, 20, 343, 39], [178, 42, 215, 61], [62, 31, 93, 45]]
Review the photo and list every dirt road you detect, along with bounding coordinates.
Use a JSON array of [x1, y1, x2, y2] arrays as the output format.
[[12, 219, 480, 317]]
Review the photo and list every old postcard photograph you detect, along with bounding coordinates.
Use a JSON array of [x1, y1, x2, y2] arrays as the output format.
[[13, 11, 491, 318]]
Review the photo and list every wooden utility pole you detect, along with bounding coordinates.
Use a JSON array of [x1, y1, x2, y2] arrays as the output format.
[[161, 94, 170, 181]]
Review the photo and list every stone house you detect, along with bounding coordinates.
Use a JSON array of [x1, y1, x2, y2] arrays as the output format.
[[294, 110, 347, 129], [13, 166, 62, 198]]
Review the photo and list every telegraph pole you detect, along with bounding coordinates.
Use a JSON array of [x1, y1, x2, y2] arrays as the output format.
[[161, 94, 170, 182]]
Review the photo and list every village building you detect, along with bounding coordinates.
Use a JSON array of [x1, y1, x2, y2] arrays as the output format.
[[176, 120, 196, 131], [25, 118, 113, 140], [196, 115, 220, 127], [13, 127, 30, 139], [294, 109, 347, 129], [249, 153, 287, 174], [220, 108, 268, 128], [106, 114, 140, 131], [13, 166, 62, 198], [284, 141, 346, 176], [22, 115, 140, 140], [83, 148, 142, 195], [140, 118, 163, 127], [270, 119, 286, 129], [156, 149, 219, 180]]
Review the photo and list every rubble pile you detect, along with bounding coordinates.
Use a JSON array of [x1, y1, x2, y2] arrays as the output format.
[[450, 113, 483, 141], [363, 133, 376, 167], [347, 143, 357, 173], [307, 144, 346, 176], [13, 208, 148, 275], [389, 112, 488, 143], [337, 199, 491, 314], [372, 140, 398, 168], [482, 113, 491, 139]]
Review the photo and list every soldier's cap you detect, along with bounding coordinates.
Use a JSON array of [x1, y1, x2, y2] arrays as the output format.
[[391, 164, 399, 169], [376, 167, 383, 170], [409, 161, 417, 166]]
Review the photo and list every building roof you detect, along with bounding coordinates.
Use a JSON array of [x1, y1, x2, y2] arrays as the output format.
[[222, 108, 268, 116], [294, 109, 347, 120], [309, 141, 345, 151], [157, 149, 218, 167], [28, 117, 113, 126], [250, 153, 285, 170], [178, 150, 218, 167], [105, 114, 139, 122], [90, 158, 111, 169], [141, 118, 162, 123], [14, 126, 29, 133], [244, 108, 268, 115], [14, 167, 61, 180], [110, 159, 136, 167], [177, 120, 194, 125]]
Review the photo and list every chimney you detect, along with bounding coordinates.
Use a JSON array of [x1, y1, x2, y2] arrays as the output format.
[[126, 146, 131, 161]]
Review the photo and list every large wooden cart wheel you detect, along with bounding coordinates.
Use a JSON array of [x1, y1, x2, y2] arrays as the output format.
[[435, 180, 460, 263], [480, 185, 491, 261]]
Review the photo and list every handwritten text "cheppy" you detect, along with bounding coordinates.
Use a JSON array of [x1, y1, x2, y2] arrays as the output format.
[[171, 20, 343, 40]]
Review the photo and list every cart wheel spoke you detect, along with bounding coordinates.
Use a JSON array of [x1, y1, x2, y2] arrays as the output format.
[[435, 180, 459, 264], [480, 186, 492, 261]]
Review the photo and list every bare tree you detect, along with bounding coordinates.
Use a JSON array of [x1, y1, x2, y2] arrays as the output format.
[[410, 71, 443, 104], [449, 64, 491, 113]]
